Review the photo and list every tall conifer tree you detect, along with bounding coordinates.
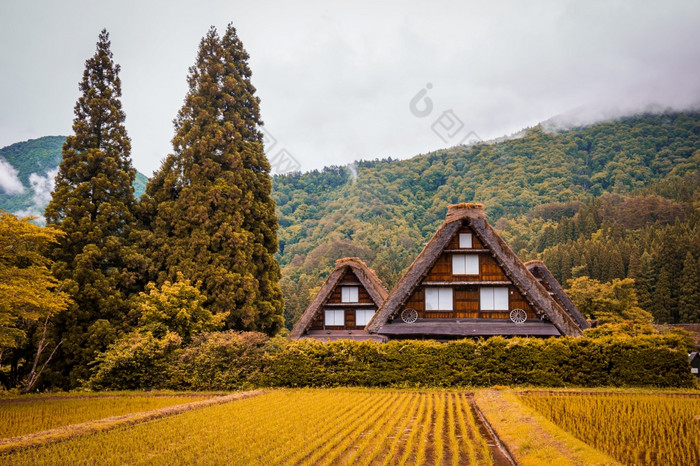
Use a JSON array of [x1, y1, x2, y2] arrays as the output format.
[[141, 25, 283, 334], [45, 30, 137, 385], [651, 265, 673, 323], [678, 253, 700, 323], [637, 250, 656, 313]]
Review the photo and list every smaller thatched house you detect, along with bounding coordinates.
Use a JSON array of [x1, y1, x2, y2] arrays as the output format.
[[290, 257, 389, 341], [525, 260, 589, 329]]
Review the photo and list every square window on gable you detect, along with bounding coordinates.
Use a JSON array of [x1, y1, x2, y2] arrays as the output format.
[[355, 309, 375, 326], [325, 309, 345, 326], [452, 254, 479, 275], [480, 287, 509, 311], [459, 233, 473, 248], [425, 287, 453, 311], [341, 286, 358, 303]]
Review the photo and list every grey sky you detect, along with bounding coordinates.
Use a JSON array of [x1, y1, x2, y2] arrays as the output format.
[[1, 0, 699, 177]]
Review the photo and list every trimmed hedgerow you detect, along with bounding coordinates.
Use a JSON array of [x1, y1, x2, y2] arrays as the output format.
[[262, 335, 693, 388], [88, 331, 694, 390]]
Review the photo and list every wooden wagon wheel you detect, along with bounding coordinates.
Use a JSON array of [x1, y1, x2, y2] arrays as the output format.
[[510, 308, 527, 324], [401, 308, 418, 323]]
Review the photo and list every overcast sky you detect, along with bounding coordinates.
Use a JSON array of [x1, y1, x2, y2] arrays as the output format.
[[1, 0, 699, 177]]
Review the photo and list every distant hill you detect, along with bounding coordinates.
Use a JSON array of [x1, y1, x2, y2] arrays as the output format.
[[0, 136, 148, 218]]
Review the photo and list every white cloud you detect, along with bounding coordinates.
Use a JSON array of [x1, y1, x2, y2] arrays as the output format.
[[12, 168, 57, 224], [28, 168, 57, 208], [0, 157, 24, 194]]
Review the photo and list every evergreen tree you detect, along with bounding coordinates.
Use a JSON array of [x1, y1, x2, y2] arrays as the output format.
[[626, 245, 641, 281], [663, 231, 685, 322], [678, 252, 700, 322], [604, 246, 625, 281], [637, 250, 655, 312], [141, 25, 283, 335], [651, 265, 673, 323], [44, 30, 137, 385]]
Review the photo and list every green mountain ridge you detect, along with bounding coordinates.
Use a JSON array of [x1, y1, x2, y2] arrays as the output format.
[[0, 136, 148, 216], [270, 111, 700, 327]]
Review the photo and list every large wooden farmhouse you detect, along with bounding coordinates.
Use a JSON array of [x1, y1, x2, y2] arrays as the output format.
[[292, 203, 588, 341], [290, 257, 389, 341], [366, 203, 587, 339]]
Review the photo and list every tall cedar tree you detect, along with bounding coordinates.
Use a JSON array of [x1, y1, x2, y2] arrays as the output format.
[[678, 252, 700, 322], [45, 30, 137, 386], [140, 25, 283, 334]]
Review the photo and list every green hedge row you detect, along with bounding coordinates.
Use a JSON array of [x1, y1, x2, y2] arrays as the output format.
[[264, 336, 693, 388], [89, 330, 695, 390]]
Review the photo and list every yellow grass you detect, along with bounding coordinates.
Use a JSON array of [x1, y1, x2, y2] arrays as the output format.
[[474, 389, 618, 466], [0, 393, 210, 439], [520, 391, 700, 465], [2, 389, 493, 465]]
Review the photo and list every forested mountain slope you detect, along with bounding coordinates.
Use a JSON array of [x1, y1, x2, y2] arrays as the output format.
[[272, 112, 700, 327]]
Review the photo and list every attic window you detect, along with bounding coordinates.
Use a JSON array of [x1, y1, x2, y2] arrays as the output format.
[[480, 287, 509, 311], [341, 286, 359, 303], [325, 310, 345, 326], [452, 254, 479, 275], [355, 309, 375, 326], [425, 288, 453, 311], [459, 233, 473, 248]]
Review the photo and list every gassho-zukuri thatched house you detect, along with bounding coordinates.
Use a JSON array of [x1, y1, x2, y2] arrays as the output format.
[[289, 257, 389, 341], [292, 203, 588, 342]]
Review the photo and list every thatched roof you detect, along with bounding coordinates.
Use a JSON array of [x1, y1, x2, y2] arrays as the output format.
[[367, 203, 585, 337], [525, 260, 590, 329], [289, 257, 389, 339]]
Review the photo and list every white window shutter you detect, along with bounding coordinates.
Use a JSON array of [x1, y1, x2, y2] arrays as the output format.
[[439, 288, 453, 310], [452, 255, 466, 274], [480, 287, 494, 310], [465, 255, 479, 274], [494, 288, 509, 310], [356, 310, 375, 326], [325, 310, 344, 326], [341, 286, 358, 303], [425, 288, 439, 310]]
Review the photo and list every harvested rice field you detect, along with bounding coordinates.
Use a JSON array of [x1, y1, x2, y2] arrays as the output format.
[[519, 391, 700, 466], [2, 389, 496, 465], [1, 388, 698, 465], [0, 393, 210, 439]]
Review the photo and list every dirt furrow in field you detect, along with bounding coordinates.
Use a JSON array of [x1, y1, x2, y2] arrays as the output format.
[[0, 390, 264, 455], [470, 398, 516, 466]]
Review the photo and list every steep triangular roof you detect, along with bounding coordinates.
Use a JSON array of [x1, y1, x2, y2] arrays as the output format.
[[367, 203, 584, 336], [290, 257, 389, 339], [525, 260, 590, 329]]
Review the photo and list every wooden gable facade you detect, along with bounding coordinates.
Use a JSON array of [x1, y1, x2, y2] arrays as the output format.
[[401, 224, 538, 321], [290, 257, 388, 342], [367, 203, 585, 339]]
